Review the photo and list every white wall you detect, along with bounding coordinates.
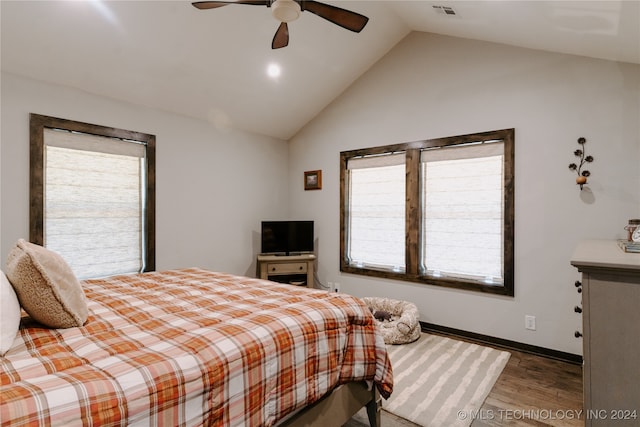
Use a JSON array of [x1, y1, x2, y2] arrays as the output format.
[[288, 32, 640, 355], [1, 72, 290, 277]]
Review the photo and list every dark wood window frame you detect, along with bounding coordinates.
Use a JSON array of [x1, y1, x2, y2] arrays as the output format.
[[29, 113, 156, 273], [340, 128, 515, 296]]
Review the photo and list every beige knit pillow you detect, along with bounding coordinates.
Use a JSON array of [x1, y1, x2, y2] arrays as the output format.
[[5, 239, 88, 328]]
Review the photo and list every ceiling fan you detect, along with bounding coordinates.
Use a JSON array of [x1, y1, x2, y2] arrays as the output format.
[[192, 0, 369, 49]]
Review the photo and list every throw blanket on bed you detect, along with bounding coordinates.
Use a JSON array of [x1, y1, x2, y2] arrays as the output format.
[[0, 268, 393, 426]]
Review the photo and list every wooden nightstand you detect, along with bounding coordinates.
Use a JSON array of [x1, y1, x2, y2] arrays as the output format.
[[257, 254, 316, 288]]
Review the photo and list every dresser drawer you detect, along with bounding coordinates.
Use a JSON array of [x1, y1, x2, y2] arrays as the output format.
[[267, 262, 307, 274]]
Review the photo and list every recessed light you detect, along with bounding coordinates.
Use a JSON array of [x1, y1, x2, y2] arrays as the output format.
[[267, 63, 281, 79]]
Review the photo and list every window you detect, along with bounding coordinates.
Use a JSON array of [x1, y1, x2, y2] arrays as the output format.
[[347, 153, 406, 271], [30, 114, 155, 279], [340, 129, 514, 296]]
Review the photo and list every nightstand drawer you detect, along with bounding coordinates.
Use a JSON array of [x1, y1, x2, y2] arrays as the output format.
[[267, 262, 307, 274]]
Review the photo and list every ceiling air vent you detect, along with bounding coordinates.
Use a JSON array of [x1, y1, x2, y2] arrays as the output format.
[[432, 5, 457, 16]]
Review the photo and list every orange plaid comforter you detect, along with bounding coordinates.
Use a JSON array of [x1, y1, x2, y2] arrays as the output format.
[[0, 268, 393, 426]]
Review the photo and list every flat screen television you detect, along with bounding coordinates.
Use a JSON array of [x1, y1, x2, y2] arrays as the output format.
[[261, 220, 314, 255]]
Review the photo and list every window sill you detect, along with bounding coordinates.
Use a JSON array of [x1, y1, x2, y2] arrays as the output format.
[[340, 264, 514, 296]]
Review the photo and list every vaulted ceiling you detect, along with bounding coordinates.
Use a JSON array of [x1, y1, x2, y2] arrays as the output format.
[[2, 1, 638, 140]]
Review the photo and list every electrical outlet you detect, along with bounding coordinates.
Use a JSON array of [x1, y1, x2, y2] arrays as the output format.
[[334, 282, 341, 293], [525, 315, 536, 331]]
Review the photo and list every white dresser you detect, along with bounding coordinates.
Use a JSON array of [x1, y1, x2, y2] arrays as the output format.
[[571, 240, 640, 426]]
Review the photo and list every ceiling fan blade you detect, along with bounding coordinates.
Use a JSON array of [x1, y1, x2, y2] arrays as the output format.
[[301, 1, 368, 33], [272, 22, 289, 49], [192, 1, 268, 10]]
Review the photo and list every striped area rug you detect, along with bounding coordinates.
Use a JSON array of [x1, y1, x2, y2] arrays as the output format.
[[383, 333, 510, 427]]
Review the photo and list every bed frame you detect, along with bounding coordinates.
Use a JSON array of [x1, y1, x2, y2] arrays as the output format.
[[280, 382, 381, 427]]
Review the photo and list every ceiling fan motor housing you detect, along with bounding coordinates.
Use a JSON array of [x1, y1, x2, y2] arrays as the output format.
[[272, 0, 301, 22]]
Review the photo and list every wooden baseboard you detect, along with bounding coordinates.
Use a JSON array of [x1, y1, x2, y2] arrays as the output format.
[[420, 321, 583, 365]]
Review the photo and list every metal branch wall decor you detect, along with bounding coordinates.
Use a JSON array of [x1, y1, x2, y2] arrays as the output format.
[[568, 137, 593, 190]]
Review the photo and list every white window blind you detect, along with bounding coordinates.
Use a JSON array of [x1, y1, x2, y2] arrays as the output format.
[[421, 142, 504, 283], [347, 153, 405, 271], [44, 128, 146, 279]]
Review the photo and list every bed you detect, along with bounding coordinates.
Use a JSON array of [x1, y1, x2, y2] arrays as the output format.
[[0, 267, 393, 426]]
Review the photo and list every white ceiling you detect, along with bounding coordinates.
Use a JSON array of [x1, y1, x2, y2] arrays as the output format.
[[2, 1, 639, 140]]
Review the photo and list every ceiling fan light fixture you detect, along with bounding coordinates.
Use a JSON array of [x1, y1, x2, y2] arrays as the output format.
[[271, 0, 301, 22]]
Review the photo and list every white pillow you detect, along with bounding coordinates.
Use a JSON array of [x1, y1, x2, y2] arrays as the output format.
[[0, 270, 21, 355]]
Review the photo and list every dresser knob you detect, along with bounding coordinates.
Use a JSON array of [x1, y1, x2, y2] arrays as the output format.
[[575, 331, 582, 338], [574, 306, 582, 314], [574, 280, 582, 287], [299, 266, 303, 270]]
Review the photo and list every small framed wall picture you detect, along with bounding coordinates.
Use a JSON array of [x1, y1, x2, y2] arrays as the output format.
[[304, 170, 322, 190]]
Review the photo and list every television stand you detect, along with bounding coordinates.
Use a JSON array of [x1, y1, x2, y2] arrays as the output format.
[[257, 254, 316, 288]]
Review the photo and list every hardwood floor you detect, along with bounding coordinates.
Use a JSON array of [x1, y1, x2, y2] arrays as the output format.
[[472, 347, 583, 427], [345, 333, 583, 427]]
